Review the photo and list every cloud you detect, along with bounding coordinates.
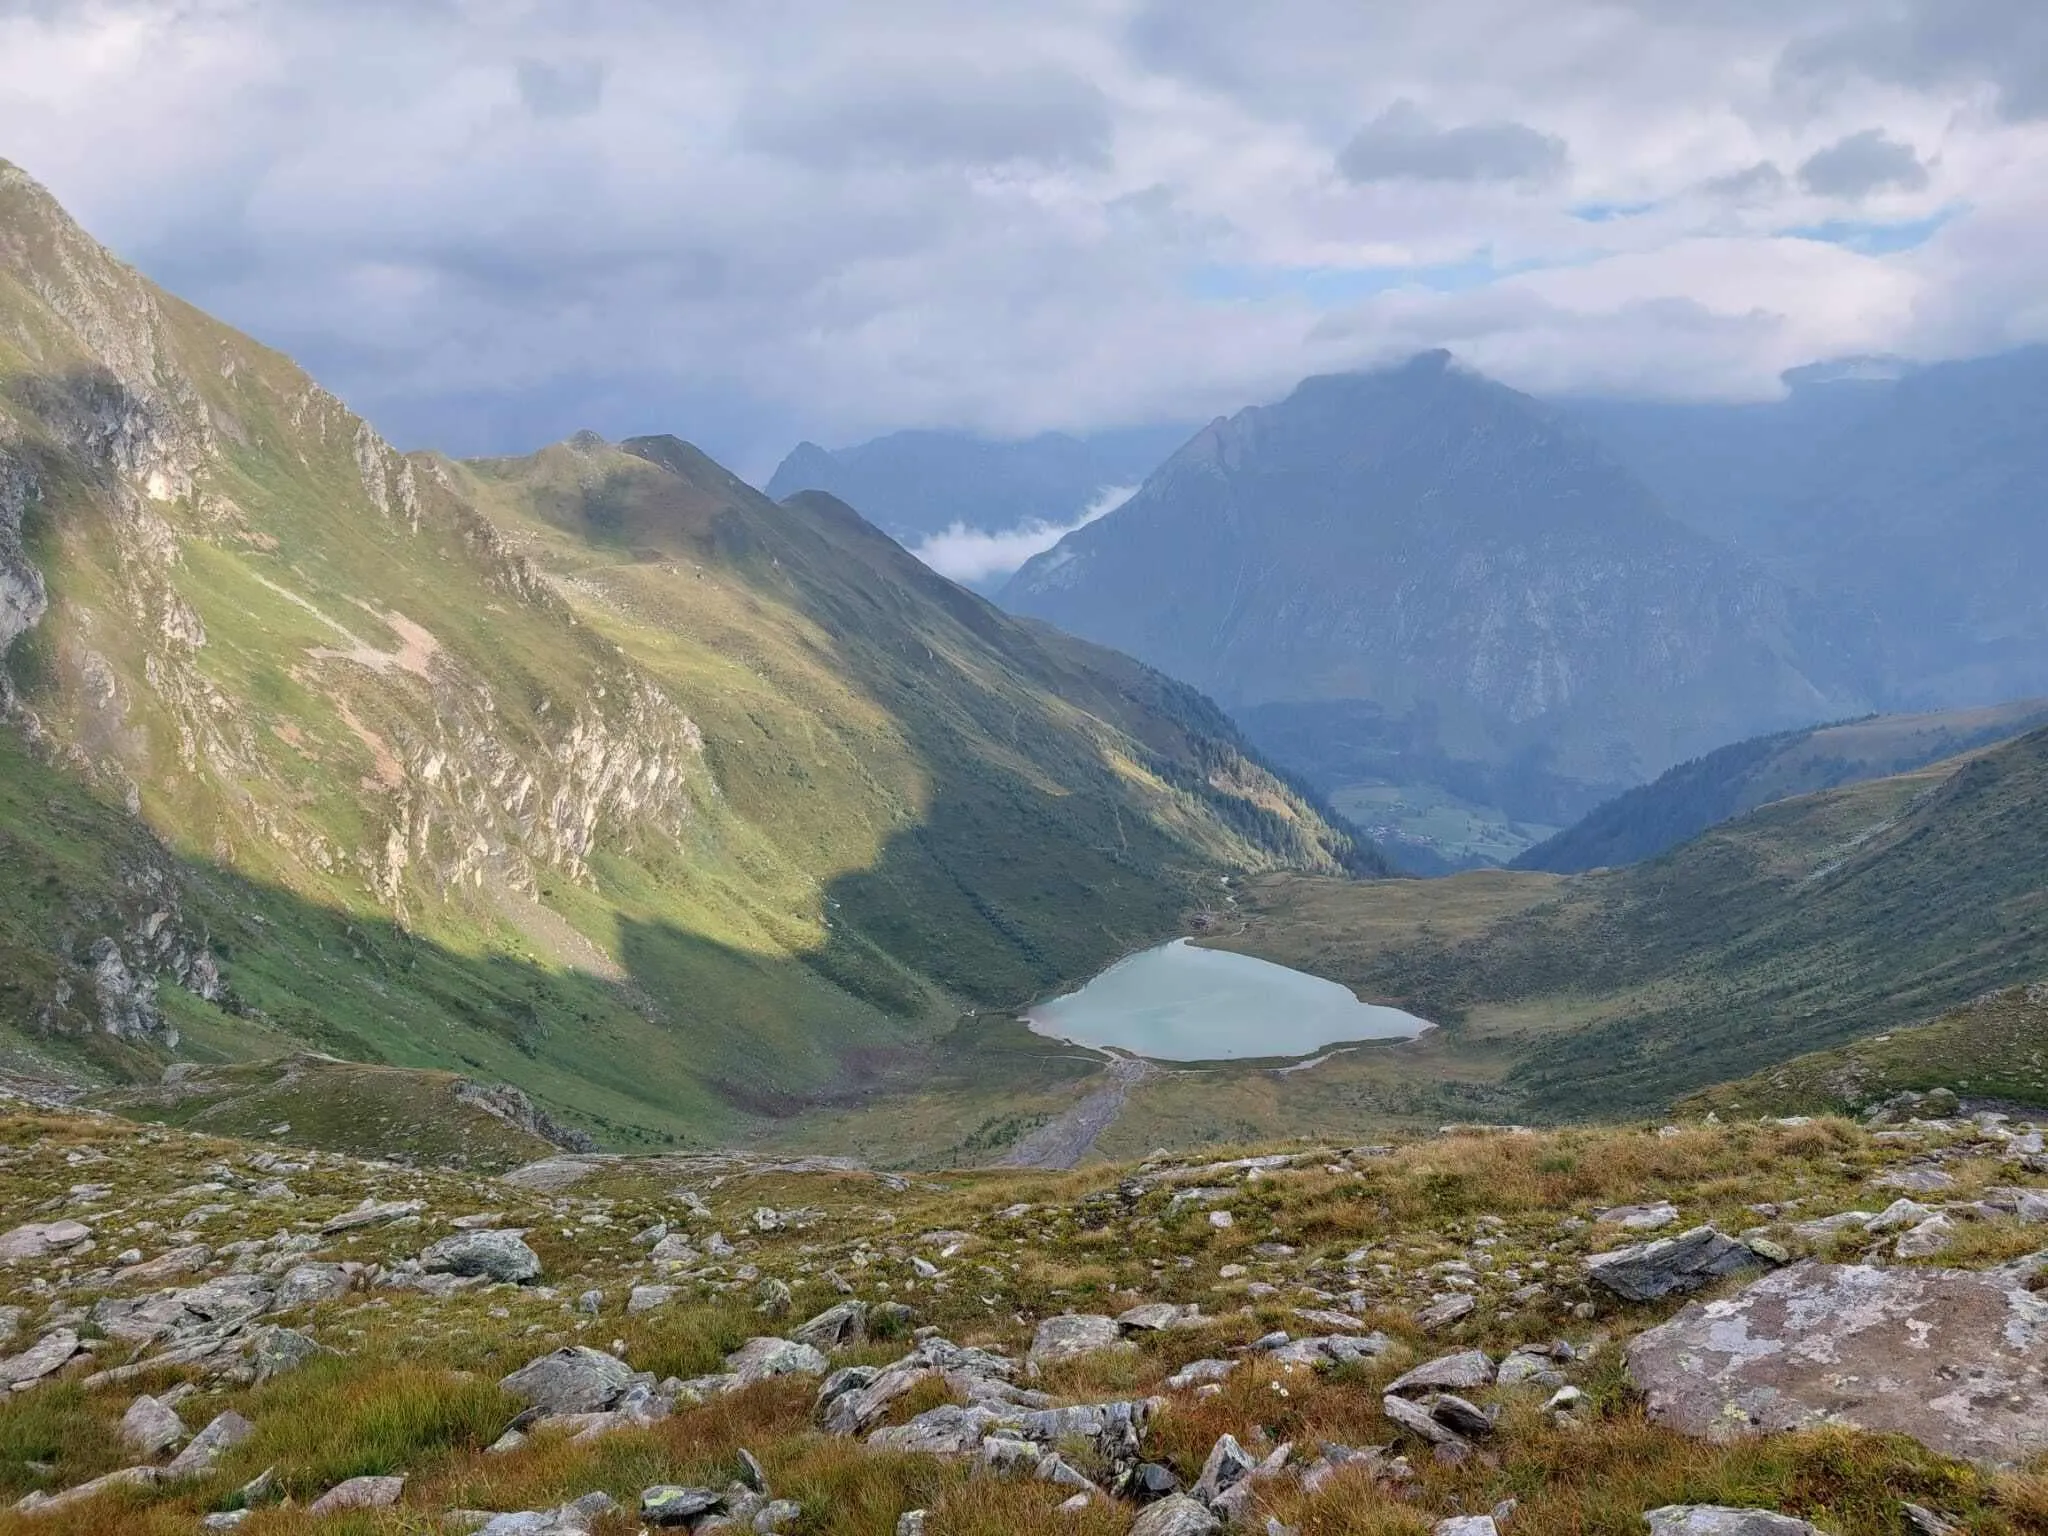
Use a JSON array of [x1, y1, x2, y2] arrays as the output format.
[[911, 484, 1137, 584], [516, 58, 607, 120], [738, 64, 1114, 171], [1704, 161, 1787, 201], [0, 0, 2039, 475], [1337, 101, 1567, 185], [1798, 130, 1930, 198]]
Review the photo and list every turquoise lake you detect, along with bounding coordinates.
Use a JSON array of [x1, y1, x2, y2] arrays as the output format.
[[1024, 938, 1432, 1061]]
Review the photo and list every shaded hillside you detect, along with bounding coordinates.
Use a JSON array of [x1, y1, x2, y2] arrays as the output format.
[[0, 159, 1362, 1147], [1004, 352, 1875, 830], [1212, 724, 2048, 1119], [1517, 698, 2048, 873]]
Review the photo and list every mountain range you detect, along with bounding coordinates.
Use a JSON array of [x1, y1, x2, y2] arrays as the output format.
[[1000, 353, 1878, 850], [0, 159, 1362, 1149]]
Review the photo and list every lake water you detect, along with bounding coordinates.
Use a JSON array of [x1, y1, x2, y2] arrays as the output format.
[[1024, 938, 1431, 1061]]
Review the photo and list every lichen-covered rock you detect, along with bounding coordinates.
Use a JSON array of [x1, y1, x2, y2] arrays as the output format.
[[307, 1474, 405, 1514], [1585, 1226, 1763, 1301], [1628, 1261, 2048, 1467], [120, 1394, 187, 1457], [500, 1346, 635, 1416], [0, 1221, 92, 1263], [724, 1337, 827, 1386], [1029, 1313, 1124, 1362], [1643, 1509, 1824, 1536], [1386, 1350, 1495, 1396], [1130, 1494, 1223, 1536], [420, 1229, 542, 1284], [165, 1411, 254, 1479]]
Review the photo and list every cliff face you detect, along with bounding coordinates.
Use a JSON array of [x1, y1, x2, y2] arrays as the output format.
[[1005, 354, 1875, 804], [0, 161, 1359, 1140]]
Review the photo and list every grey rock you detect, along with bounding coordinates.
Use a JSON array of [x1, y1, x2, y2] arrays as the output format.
[[1387, 1349, 1495, 1395], [1585, 1227, 1763, 1301], [628, 1285, 677, 1314], [724, 1336, 828, 1386], [1191, 1432, 1257, 1501], [754, 1498, 803, 1532], [1894, 1215, 1958, 1259], [1436, 1520, 1500, 1536], [273, 1261, 355, 1310], [1628, 1261, 2048, 1467], [120, 1393, 187, 1456], [0, 1220, 92, 1262], [867, 1403, 1006, 1455], [1597, 1202, 1679, 1231], [319, 1198, 424, 1233], [307, 1473, 406, 1514], [1029, 1312, 1124, 1362], [791, 1300, 867, 1349], [252, 1325, 327, 1382], [641, 1486, 724, 1526], [1167, 1358, 1238, 1389], [1642, 1509, 1823, 1536], [896, 1515, 928, 1536], [1901, 1507, 1960, 1536], [1863, 1199, 1936, 1235], [0, 1328, 80, 1385], [13, 1465, 158, 1514], [1384, 1392, 1464, 1446], [819, 1364, 928, 1435], [164, 1410, 253, 1479], [500, 1346, 635, 1416], [1131, 1493, 1224, 1536], [1496, 1350, 1567, 1389], [1119, 1302, 1201, 1332], [421, 1230, 542, 1285], [1417, 1294, 1477, 1330], [1873, 1168, 1956, 1195], [1429, 1393, 1496, 1438]]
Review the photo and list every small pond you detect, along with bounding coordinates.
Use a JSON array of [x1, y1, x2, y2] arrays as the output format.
[[1024, 938, 1431, 1061]]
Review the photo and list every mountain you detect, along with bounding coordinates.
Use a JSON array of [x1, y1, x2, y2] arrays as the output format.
[[1570, 347, 2048, 708], [1210, 720, 2048, 1123], [764, 426, 1189, 586], [0, 159, 1365, 1149], [1515, 696, 2048, 873], [1002, 352, 1877, 846]]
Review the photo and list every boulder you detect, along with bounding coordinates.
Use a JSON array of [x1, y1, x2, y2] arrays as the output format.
[[420, 1230, 542, 1284], [1436, 1520, 1500, 1536], [1119, 1302, 1201, 1332], [252, 1325, 327, 1382], [120, 1393, 188, 1456], [1386, 1350, 1494, 1396], [1627, 1261, 2048, 1467], [165, 1410, 254, 1479], [273, 1262, 356, 1309], [1597, 1202, 1679, 1231], [319, 1198, 423, 1233], [1894, 1215, 1958, 1259], [791, 1300, 867, 1349], [1585, 1227, 1762, 1301], [628, 1285, 676, 1314], [1131, 1494, 1223, 1536], [1416, 1295, 1477, 1330], [1190, 1433, 1256, 1501], [0, 1220, 91, 1263], [308, 1474, 406, 1514], [867, 1403, 1007, 1455], [641, 1486, 725, 1527], [13, 1465, 158, 1514], [1643, 1509, 1823, 1536], [1383, 1393, 1463, 1447], [1029, 1313, 1124, 1362], [1167, 1358, 1237, 1389], [500, 1346, 635, 1416], [0, 1328, 80, 1385], [724, 1337, 828, 1386]]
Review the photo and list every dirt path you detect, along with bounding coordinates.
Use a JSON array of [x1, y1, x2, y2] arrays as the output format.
[[997, 1053, 1155, 1170]]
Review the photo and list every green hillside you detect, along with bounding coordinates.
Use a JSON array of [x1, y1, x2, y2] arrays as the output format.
[[0, 160, 1365, 1150], [1193, 724, 2048, 1127], [1517, 698, 2048, 873]]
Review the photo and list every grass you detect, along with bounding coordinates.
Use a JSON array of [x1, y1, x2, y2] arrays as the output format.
[[0, 1104, 2042, 1534]]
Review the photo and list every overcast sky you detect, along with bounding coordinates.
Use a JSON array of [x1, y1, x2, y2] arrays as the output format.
[[3, 0, 2044, 477]]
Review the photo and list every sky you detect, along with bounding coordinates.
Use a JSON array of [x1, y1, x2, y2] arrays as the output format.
[[3, 0, 2046, 480]]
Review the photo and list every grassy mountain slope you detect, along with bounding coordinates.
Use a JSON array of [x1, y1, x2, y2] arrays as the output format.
[[1679, 978, 2048, 1119], [1517, 698, 2048, 873], [0, 159, 1363, 1149], [1184, 725, 2048, 1128]]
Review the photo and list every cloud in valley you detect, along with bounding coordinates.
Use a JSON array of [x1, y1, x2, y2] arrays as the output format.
[[912, 485, 1138, 584], [1, 1, 2045, 475]]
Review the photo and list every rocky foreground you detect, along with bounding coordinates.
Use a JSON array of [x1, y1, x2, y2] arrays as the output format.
[[0, 1092, 2043, 1533]]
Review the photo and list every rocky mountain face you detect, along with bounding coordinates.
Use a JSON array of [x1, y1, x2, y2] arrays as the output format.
[[0, 161, 1361, 1141], [1572, 347, 2048, 710], [1003, 353, 1875, 820], [765, 425, 1186, 545]]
